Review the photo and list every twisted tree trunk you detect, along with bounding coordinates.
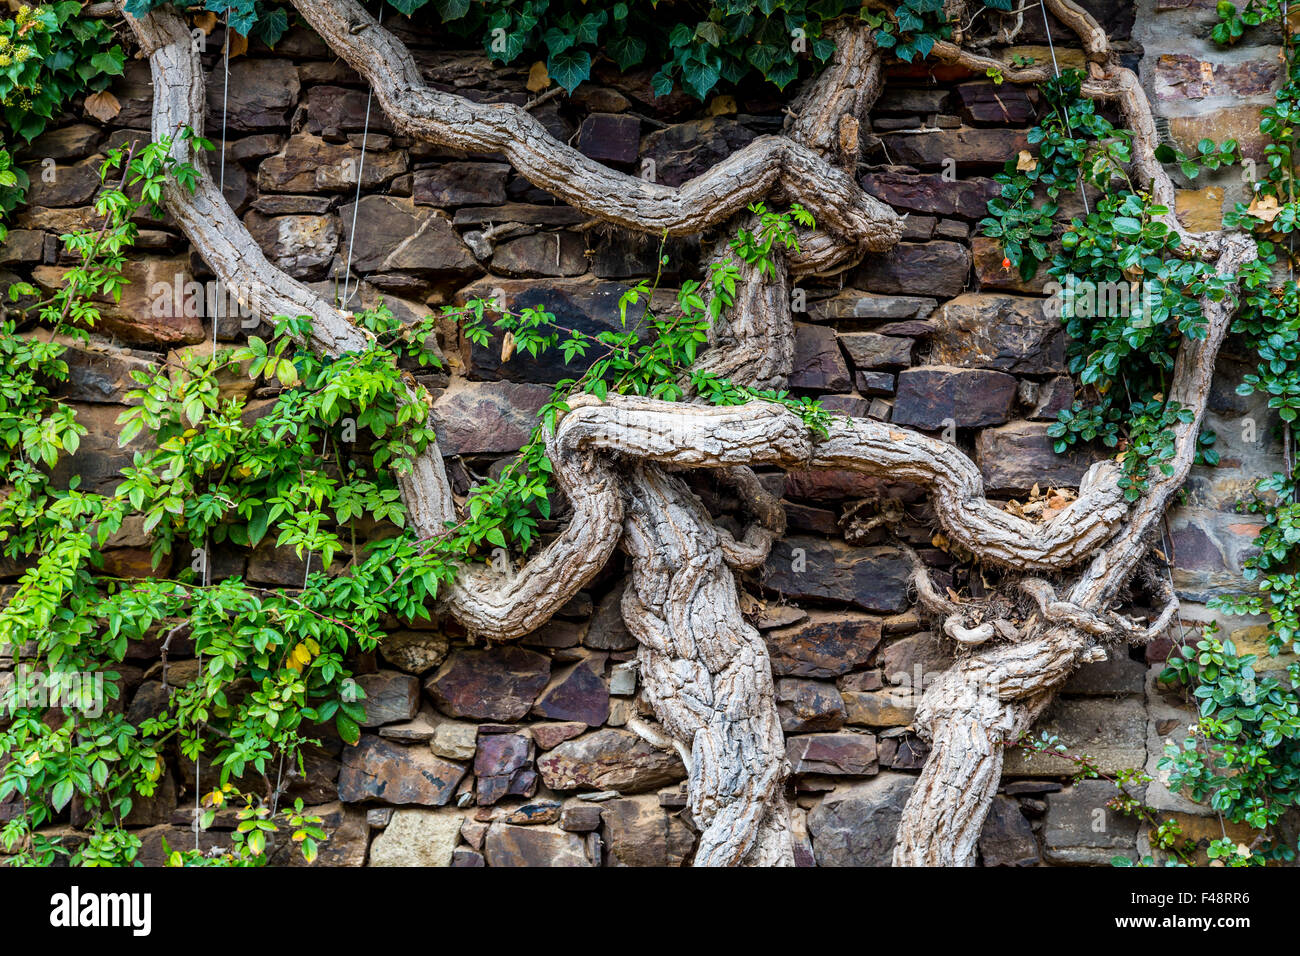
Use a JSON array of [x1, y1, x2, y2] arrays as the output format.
[[120, 0, 1261, 867]]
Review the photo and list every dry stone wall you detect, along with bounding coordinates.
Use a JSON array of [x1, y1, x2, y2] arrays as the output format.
[[0, 0, 1285, 865]]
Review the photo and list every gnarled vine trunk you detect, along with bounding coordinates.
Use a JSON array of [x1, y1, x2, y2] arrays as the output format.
[[118, 0, 1260, 866]]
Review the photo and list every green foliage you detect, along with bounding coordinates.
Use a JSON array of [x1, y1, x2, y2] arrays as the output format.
[[1158, 633, 1300, 863], [0, 3, 126, 237]]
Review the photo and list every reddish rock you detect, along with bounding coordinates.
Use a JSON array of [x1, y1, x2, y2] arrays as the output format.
[[425, 646, 551, 722], [954, 82, 1037, 124], [531, 655, 610, 726], [859, 170, 999, 219], [474, 732, 537, 806], [429, 381, 553, 455], [533, 721, 588, 750], [577, 113, 642, 165], [972, 235, 1056, 294], [338, 735, 466, 805], [786, 732, 878, 776]]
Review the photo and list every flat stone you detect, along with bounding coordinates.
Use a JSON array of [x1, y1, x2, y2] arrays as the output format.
[[206, 59, 298, 130], [429, 381, 553, 455], [860, 170, 999, 219], [1169, 105, 1269, 161], [879, 632, 954, 689], [764, 610, 884, 678], [560, 802, 604, 832], [838, 332, 914, 370], [1043, 779, 1140, 864], [776, 678, 847, 733], [368, 809, 462, 866], [640, 117, 762, 187], [954, 82, 1037, 124], [892, 366, 1017, 430], [577, 113, 642, 165], [970, 234, 1055, 294], [1155, 53, 1280, 102], [356, 671, 420, 727], [306, 85, 394, 135], [807, 772, 915, 866], [23, 123, 100, 160], [44, 340, 157, 404], [491, 231, 588, 277], [764, 537, 911, 614], [809, 291, 938, 322], [337, 195, 476, 275], [537, 728, 687, 793], [856, 241, 971, 298], [483, 822, 596, 866], [532, 721, 588, 750], [455, 277, 643, 383], [258, 133, 407, 193], [424, 646, 551, 721], [338, 735, 466, 805], [786, 732, 878, 776], [842, 688, 918, 727], [880, 126, 1029, 168], [975, 421, 1099, 493], [585, 583, 637, 651], [600, 794, 694, 866], [377, 707, 440, 743], [978, 795, 1040, 866], [378, 630, 449, 675], [1004, 696, 1147, 777], [503, 800, 562, 826], [32, 258, 205, 347], [530, 656, 609, 726], [789, 323, 851, 392], [21, 154, 102, 207], [930, 293, 1065, 374], [413, 162, 511, 206]]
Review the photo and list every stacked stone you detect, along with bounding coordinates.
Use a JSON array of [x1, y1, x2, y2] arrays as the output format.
[[0, 0, 1287, 865]]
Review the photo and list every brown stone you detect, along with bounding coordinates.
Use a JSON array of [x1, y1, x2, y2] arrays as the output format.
[[931, 293, 1066, 374], [32, 258, 205, 347], [974, 420, 1099, 493], [531, 655, 610, 726], [378, 630, 449, 675], [838, 331, 914, 370], [537, 728, 687, 793], [1169, 106, 1269, 161], [979, 795, 1040, 866], [491, 231, 588, 277], [413, 162, 511, 206], [243, 211, 339, 280], [879, 126, 1029, 168], [856, 240, 970, 298], [763, 536, 912, 614], [577, 113, 641, 165], [859, 170, 999, 219], [776, 678, 847, 733], [206, 59, 298, 130], [337, 195, 476, 275], [533, 721, 588, 750], [789, 322, 851, 391], [338, 735, 467, 805], [786, 732, 878, 776], [356, 671, 420, 727], [764, 611, 883, 678], [424, 646, 551, 722], [842, 688, 918, 727], [600, 795, 694, 866], [483, 822, 596, 866], [429, 380, 552, 455], [257, 133, 407, 193]]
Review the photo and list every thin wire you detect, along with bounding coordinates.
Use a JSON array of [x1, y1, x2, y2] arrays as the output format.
[[197, 13, 233, 853], [340, 4, 384, 311], [1038, 0, 1089, 215]]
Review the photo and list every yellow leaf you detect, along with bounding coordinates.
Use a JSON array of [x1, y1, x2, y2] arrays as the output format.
[[226, 31, 248, 59], [1016, 149, 1037, 172], [707, 95, 737, 116], [500, 330, 517, 363], [526, 61, 550, 92], [192, 10, 217, 34], [1248, 193, 1282, 223], [84, 90, 121, 123]]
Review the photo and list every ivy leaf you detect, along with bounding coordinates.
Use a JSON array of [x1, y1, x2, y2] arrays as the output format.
[[547, 48, 591, 92]]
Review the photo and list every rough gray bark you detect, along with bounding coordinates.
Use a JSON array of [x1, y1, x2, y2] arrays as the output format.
[[119, 0, 1253, 867]]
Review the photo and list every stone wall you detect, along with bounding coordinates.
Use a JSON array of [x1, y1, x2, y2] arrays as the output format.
[[0, 1, 1285, 865]]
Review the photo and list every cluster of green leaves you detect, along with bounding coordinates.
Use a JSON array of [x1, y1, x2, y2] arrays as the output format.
[[865, 0, 1012, 64], [0, 3, 125, 236], [122, 0, 290, 47], [1211, 0, 1282, 46], [417, 0, 855, 97], [1158, 634, 1300, 863], [982, 71, 1237, 500]]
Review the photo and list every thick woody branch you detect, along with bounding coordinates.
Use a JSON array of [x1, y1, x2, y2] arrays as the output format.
[[289, 0, 903, 264]]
